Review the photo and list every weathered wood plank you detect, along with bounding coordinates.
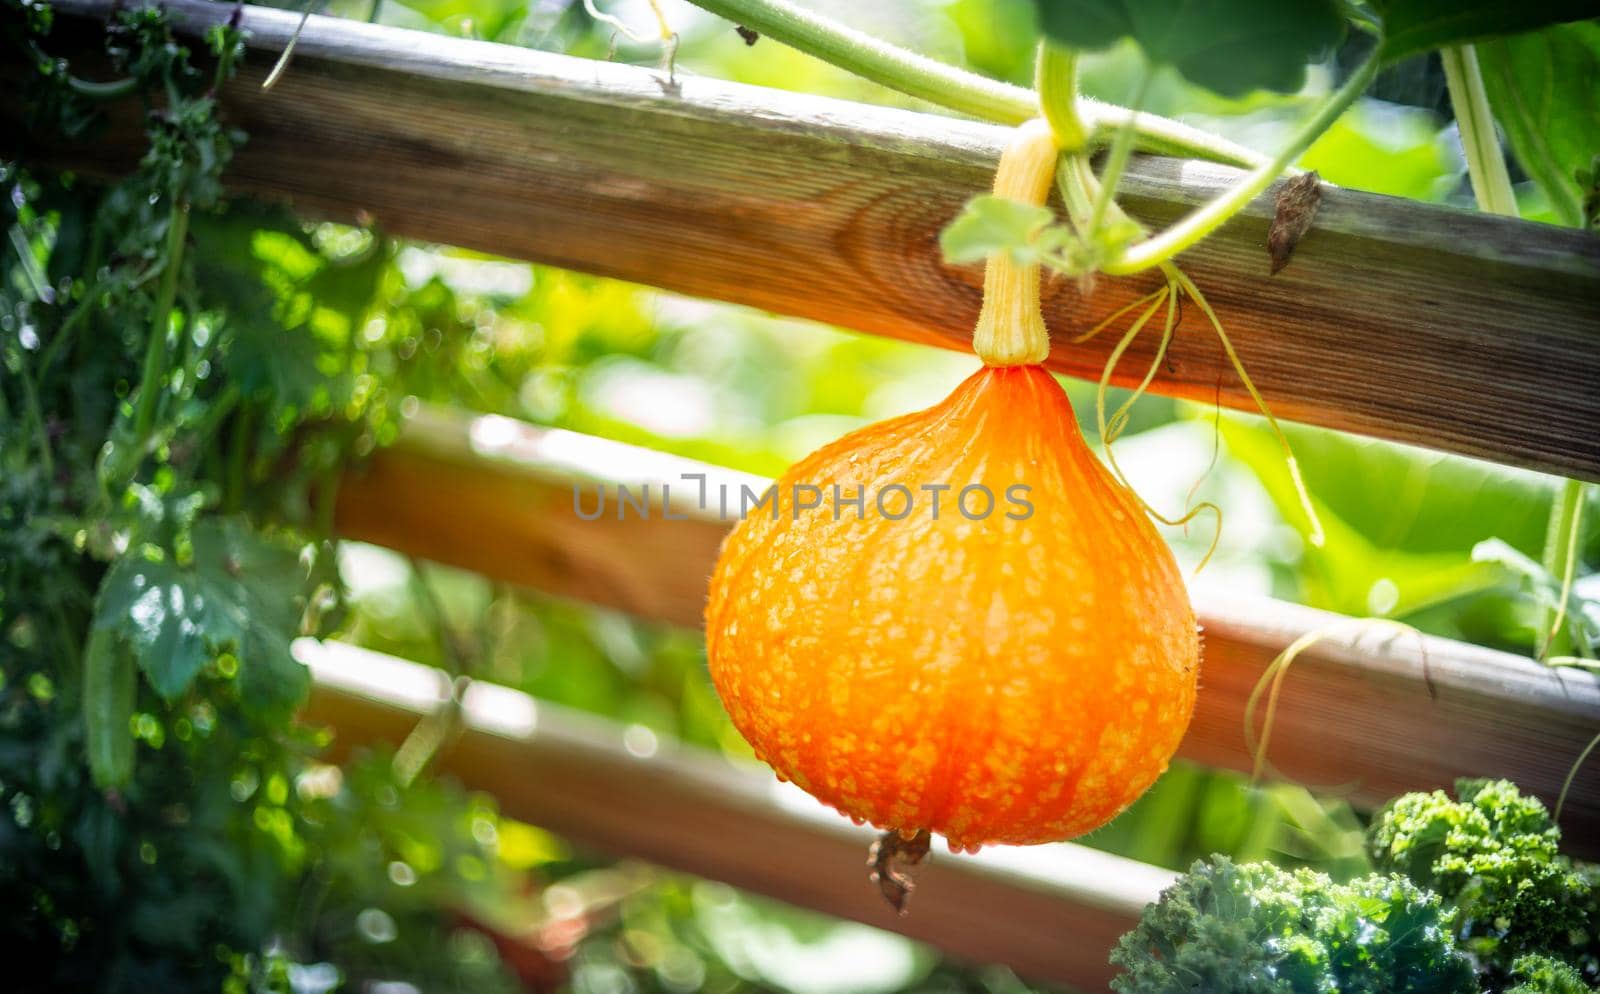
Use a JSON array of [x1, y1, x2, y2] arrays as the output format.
[[23, 0, 1600, 481], [333, 407, 1600, 854], [297, 638, 1175, 988]]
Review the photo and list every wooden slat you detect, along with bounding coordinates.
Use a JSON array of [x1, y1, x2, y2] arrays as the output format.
[[21, 0, 1600, 481], [333, 407, 1600, 855], [297, 638, 1175, 989]]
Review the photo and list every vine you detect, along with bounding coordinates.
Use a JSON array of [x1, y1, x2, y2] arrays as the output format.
[[677, 0, 1269, 168]]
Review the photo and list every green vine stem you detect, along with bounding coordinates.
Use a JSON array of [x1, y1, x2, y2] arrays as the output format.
[[680, 0, 1266, 168], [226, 403, 253, 512], [1034, 42, 1085, 152], [130, 203, 190, 451], [65, 73, 140, 100], [1540, 479, 1588, 660], [102, 201, 190, 493], [16, 345, 55, 480], [1440, 44, 1518, 217], [38, 275, 106, 374], [1086, 66, 1155, 238], [1103, 49, 1380, 275]]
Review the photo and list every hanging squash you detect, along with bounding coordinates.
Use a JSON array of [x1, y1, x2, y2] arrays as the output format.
[[705, 120, 1200, 855]]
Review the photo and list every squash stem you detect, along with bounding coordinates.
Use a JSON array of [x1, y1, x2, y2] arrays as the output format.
[[972, 119, 1059, 367]]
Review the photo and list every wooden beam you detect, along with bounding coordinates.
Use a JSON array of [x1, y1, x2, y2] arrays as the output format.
[[23, 0, 1600, 481], [296, 638, 1175, 989], [333, 407, 1600, 854]]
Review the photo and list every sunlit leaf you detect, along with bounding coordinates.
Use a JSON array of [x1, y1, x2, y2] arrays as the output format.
[[386, 0, 528, 42], [192, 214, 327, 411], [193, 518, 313, 713], [1297, 102, 1455, 201], [1221, 418, 1558, 622], [1031, 0, 1347, 97]]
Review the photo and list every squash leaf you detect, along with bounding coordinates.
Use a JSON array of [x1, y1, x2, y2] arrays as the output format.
[[1220, 418, 1561, 625], [1374, 1, 1600, 64], [1030, 0, 1347, 97], [1478, 21, 1600, 228]]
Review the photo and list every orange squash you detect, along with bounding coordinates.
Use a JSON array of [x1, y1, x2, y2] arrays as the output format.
[[705, 363, 1199, 850]]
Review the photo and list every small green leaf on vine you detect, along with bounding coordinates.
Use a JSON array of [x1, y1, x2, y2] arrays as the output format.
[[939, 195, 1064, 265]]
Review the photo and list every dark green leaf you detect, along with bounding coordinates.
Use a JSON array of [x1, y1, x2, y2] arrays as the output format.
[[92, 518, 310, 708], [191, 213, 327, 410], [1032, 0, 1347, 97], [1479, 21, 1600, 227], [194, 519, 312, 712], [94, 550, 223, 698], [1376, 1, 1599, 64]]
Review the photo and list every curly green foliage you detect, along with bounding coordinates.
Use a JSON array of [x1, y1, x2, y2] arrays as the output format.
[[1367, 779, 1599, 978], [1505, 954, 1596, 994], [2, 2, 522, 990], [1109, 855, 1476, 994]]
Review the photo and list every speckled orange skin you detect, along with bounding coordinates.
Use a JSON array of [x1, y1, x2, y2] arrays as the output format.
[[705, 364, 1199, 849]]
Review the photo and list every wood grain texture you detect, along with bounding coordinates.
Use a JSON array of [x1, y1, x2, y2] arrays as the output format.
[[298, 639, 1175, 988], [334, 407, 1600, 856], [23, 0, 1600, 481]]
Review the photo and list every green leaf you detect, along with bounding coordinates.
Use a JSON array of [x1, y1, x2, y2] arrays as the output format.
[[192, 214, 327, 411], [194, 517, 313, 713], [1376, 1, 1600, 64], [1298, 102, 1455, 201], [94, 551, 220, 699], [1478, 21, 1600, 228], [939, 195, 1060, 264], [91, 518, 311, 709], [387, 0, 529, 43], [1221, 418, 1559, 624], [1031, 0, 1347, 97]]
